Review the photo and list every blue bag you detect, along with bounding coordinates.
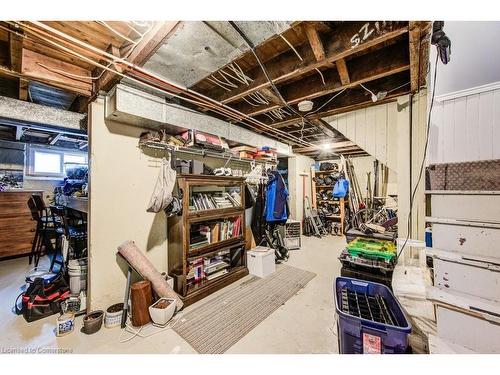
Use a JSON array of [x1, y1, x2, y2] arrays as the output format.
[[333, 178, 349, 198]]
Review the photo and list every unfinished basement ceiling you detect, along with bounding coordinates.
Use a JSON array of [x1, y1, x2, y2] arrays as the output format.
[[143, 21, 293, 87]]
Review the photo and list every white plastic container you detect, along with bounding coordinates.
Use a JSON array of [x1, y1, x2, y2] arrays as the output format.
[[68, 259, 88, 295], [149, 298, 176, 326], [247, 247, 275, 278]]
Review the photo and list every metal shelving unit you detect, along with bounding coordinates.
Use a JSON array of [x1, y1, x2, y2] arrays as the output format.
[[140, 141, 277, 167]]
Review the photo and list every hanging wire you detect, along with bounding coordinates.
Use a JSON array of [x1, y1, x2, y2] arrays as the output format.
[[207, 77, 231, 91], [270, 21, 326, 86]]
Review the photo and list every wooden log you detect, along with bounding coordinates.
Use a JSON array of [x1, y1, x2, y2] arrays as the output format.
[[130, 280, 152, 327], [117, 240, 183, 310]]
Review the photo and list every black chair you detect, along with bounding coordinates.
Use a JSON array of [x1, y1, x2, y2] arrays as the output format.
[[49, 206, 87, 271], [27, 197, 53, 268]]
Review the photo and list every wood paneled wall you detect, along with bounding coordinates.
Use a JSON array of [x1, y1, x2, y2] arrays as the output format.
[[428, 84, 500, 164], [324, 102, 399, 171]]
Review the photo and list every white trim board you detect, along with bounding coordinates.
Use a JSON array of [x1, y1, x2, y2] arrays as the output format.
[[435, 81, 500, 102]]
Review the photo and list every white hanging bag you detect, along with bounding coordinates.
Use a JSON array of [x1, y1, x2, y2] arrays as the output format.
[[147, 156, 177, 213]]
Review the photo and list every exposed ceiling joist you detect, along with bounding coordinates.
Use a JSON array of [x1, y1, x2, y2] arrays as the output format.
[[233, 41, 409, 117], [94, 21, 180, 93], [304, 23, 326, 61], [336, 58, 350, 85], [21, 48, 92, 96], [207, 22, 408, 105]]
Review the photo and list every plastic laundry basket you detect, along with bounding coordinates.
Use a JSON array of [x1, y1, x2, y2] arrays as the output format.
[[334, 277, 411, 354]]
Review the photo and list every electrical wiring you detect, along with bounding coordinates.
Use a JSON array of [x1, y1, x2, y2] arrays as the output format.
[[307, 88, 348, 115], [36, 21, 154, 83], [242, 96, 259, 107], [207, 77, 231, 91], [36, 62, 99, 80], [220, 66, 247, 86], [270, 21, 326, 86], [228, 62, 253, 85], [98, 21, 137, 44], [228, 22, 314, 126], [119, 310, 185, 343], [209, 73, 236, 89], [396, 52, 439, 260], [15, 21, 319, 148], [387, 81, 410, 94]]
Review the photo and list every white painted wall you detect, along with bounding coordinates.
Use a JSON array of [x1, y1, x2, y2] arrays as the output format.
[[88, 98, 168, 310], [323, 101, 399, 171], [430, 22, 500, 97], [288, 154, 315, 222], [428, 84, 500, 164]]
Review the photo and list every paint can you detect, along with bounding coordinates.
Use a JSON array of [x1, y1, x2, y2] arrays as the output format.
[[56, 312, 75, 337]]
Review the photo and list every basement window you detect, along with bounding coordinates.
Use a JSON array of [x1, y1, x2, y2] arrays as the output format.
[[26, 145, 87, 178]]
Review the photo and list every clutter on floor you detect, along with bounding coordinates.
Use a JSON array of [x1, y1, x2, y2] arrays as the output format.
[[335, 277, 411, 354]]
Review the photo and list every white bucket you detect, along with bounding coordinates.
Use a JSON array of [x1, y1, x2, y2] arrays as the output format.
[[68, 259, 88, 295]]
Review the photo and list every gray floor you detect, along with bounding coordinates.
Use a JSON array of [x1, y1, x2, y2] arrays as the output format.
[[0, 235, 345, 354]]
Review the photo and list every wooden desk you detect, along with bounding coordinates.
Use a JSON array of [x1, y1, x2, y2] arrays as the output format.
[[63, 196, 88, 214], [0, 190, 42, 259]]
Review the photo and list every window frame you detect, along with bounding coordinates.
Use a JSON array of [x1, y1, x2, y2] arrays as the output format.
[[26, 145, 88, 179]]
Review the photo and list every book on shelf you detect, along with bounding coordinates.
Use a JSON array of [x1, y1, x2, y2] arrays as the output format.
[[190, 217, 242, 249], [190, 192, 240, 211], [206, 268, 229, 280]]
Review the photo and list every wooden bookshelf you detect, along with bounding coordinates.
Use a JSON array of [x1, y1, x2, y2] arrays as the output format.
[[168, 174, 248, 306]]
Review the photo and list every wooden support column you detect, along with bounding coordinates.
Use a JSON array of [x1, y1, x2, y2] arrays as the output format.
[[409, 21, 422, 93]]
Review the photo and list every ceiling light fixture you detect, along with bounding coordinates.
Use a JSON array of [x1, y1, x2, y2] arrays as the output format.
[[322, 143, 331, 150], [360, 83, 388, 102], [298, 100, 314, 112]]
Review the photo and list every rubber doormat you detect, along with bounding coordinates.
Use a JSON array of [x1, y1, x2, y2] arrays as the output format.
[[173, 264, 316, 354]]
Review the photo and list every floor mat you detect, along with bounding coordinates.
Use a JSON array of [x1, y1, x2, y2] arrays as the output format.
[[172, 264, 316, 354]]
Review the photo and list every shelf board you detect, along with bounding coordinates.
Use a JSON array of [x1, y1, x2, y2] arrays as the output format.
[[142, 141, 277, 166], [188, 237, 244, 257], [314, 170, 338, 174], [316, 185, 334, 188], [188, 206, 244, 221], [317, 199, 341, 203]]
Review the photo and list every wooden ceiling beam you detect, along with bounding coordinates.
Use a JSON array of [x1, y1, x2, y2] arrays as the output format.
[[94, 21, 180, 93], [336, 58, 350, 85], [21, 48, 92, 96], [208, 22, 408, 105], [233, 41, 409, 117], [304, 23, 326, 61]]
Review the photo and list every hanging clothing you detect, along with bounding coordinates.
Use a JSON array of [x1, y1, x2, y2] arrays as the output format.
[[264, 170, 289, 223], [251, 183, 266, 245]]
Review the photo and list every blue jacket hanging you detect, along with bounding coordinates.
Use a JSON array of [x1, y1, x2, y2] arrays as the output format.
[[264, 170, 289, 223]]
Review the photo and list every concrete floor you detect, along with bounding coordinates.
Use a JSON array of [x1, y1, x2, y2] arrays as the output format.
[[0, 235, 345, 354]]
